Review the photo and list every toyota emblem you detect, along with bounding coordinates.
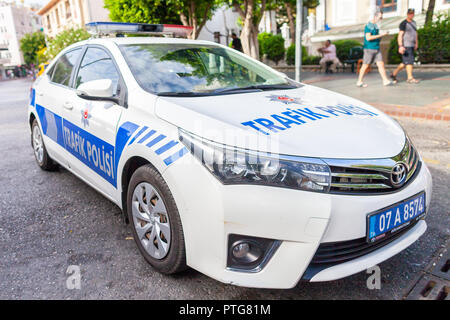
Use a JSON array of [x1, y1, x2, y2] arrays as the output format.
[[391, 163, 407, 187]]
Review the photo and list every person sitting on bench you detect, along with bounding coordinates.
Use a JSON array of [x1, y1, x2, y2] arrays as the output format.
[[318, 40, 341, 73]]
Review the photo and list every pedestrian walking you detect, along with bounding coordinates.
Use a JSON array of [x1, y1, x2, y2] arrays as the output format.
[[390, 8, 420, 84], [318, 40, 342, 73], [231, 33, 243, 52], [356, 9, 393, 88]]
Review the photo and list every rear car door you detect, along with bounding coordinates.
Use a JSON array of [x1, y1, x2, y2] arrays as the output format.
[[33, 47, 83, 166], [62, 45, 125, 199]]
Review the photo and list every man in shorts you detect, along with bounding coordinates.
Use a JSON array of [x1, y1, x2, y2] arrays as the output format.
[[356, 9, 392, 87], [390, 8, 419, 84]]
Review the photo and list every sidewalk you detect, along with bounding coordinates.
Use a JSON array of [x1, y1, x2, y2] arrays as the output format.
[[287, 71, 450, 121]]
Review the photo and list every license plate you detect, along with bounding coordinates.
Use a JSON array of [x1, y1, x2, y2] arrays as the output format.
[[367, 192, 426, 243]]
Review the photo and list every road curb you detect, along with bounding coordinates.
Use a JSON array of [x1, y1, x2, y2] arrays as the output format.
[[371, 101, 450, 122]]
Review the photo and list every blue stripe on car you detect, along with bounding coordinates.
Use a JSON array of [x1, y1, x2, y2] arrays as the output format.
[[155, 140, 179, 155], [127, 126, 148, 145], [138, 129, 156, 144], [146, 134, 166, 147], [164, 147, 189, 166]]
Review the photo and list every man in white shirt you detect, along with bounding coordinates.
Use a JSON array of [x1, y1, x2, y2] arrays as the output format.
[[318, 40, 341, 73]]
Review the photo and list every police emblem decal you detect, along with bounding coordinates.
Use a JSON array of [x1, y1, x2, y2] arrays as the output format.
[[81, 102, 93, 127], [267, 94, 302, 105]]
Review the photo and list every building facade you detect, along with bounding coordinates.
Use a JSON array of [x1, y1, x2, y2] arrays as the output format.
[[197, 6, 240, 46], [37, 0, 110, 39], [0, 1, 41, 78]]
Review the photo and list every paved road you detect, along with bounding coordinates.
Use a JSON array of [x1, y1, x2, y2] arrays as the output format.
[[0, 79, 448, 299]]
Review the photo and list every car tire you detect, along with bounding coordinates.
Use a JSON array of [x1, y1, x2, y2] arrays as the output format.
[[31, 119, 58, 171], [127, 164, 187, 274]]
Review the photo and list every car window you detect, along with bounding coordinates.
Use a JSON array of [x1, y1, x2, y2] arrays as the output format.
[[119, 44, 294, 94], [51, 48, 81, 86], [75, 47, 120, 95]]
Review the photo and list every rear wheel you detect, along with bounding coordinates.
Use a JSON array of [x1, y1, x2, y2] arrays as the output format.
[[127, 164, 187, 274], [31, 119, 58, 171]]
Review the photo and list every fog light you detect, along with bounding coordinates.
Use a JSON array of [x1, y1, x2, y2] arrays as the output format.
[[232, 242, 250, 259], [227, 234, 281, 272]]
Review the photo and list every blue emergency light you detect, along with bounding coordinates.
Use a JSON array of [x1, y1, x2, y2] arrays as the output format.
[[85, 22, 193, 38]]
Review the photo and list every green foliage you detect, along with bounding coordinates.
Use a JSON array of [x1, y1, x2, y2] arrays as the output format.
[[104, 0, 218, 38], [333, 39, 362, 61], [257, 32, 272, 58], [46, 28, 90, 59], [264, 34, 285, 64], [286, 44, 308, 65], [276, 0, 319, 9], [387, 35, 402, 64], [302, 55, 321, 65], [20, 31, 46, 66], [417, 11, 450, 64], [257, 33, 285, 64], [104, 0, 181, 24]]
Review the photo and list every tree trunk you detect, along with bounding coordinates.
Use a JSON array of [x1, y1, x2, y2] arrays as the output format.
[[179, 1, 212, 40], [285, 2, 295, 45], [425, 0, 435, 25], [234, 0, 266, 60]]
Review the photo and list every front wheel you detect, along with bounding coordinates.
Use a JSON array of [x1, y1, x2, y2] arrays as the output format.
[[31, 119, 58, 171], [127, 164, 187, 274]]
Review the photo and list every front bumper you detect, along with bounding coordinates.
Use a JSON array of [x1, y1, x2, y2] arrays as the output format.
[[163, 156, 432, 289]]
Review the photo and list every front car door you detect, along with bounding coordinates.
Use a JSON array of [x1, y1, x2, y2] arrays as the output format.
[[62, 45, 126, 200]]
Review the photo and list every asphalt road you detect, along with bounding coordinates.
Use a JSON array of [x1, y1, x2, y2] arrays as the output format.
[[0, 78, 448, 299]]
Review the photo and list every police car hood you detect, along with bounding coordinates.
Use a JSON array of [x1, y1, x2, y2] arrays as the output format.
[[155, 85, 406, 159]]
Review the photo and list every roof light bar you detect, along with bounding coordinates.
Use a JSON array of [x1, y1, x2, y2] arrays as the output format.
[[85, 22, 193, 38]]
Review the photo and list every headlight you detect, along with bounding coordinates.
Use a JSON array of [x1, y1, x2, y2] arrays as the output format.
[[179, 129, 331, 193]]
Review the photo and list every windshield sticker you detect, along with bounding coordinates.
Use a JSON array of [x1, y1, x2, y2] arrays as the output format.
[[241, 104, 378, 135]]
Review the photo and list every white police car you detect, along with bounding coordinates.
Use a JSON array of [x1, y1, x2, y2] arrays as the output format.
[[28, 22, 432, 288]]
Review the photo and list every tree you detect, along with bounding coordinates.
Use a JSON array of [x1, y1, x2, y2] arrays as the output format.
[[174, 0, 219, 40], [46, 28, 90, 59], [104, 0, 181, 25], [104, 0, 218, 39], [20, 31, 46, 66], [275, 0, 319, 44], [425, 0, 436, 25], [227, 0, 271, 60]]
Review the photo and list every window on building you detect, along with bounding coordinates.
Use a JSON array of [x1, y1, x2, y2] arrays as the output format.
[[75, 47, 120, 93], [376, 0, 397, 13], [65, 0, 71, 19], [51, 48, 82, 86]]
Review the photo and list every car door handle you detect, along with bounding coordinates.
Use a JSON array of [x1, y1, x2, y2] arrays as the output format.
[[63, 102, 73, 110]]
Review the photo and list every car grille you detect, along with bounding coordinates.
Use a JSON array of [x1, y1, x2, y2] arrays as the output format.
[[311, 219, 418, 265], [324, 138, 421, 195]]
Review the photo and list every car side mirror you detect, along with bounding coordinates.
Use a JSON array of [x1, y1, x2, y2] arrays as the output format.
[[76, 79, 119, 104]]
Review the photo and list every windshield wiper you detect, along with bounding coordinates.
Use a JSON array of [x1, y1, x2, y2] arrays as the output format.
[[157, 83, 299, 97], [157, 91, 211, 97], [213, 84, 298, 94]]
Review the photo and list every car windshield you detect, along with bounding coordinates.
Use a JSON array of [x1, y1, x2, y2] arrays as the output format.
[[119, 43, 299, 95]]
